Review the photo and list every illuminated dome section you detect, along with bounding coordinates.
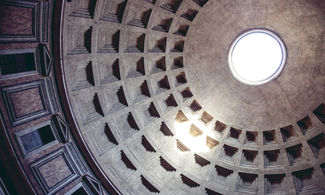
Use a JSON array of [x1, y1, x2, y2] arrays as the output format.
[[228, 29, 286, 85], [59, 0, 325, 194]]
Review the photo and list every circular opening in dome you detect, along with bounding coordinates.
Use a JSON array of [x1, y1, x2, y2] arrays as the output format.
[[228, 29, 286, 85]]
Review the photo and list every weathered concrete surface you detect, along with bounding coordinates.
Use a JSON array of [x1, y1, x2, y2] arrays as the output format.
[[61, 0, 325, 194], [186, 0, 325, 130]]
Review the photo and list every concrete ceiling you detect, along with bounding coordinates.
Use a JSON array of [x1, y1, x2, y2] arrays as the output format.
[[186, 0, 325, 130], [61, 0, 325, 194]]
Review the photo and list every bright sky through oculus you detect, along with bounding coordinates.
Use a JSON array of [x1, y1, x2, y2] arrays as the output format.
[[228, 29, 286, 85]]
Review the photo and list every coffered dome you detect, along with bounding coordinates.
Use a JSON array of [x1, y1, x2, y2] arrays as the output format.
[[61, 0, 325, 194]]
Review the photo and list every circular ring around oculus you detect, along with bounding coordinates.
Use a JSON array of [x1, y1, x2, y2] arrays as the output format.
[[228, 29, 286, 85]]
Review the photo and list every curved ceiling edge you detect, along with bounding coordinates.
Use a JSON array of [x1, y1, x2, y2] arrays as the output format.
[[52, 0, 121, 194]]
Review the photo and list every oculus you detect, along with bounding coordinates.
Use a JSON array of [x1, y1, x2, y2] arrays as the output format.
[[228, 29, 286, 85]]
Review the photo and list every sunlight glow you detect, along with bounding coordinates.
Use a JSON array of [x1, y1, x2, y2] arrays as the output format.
[[173, 112, 217, 153], [228, 29, 286, 85]]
